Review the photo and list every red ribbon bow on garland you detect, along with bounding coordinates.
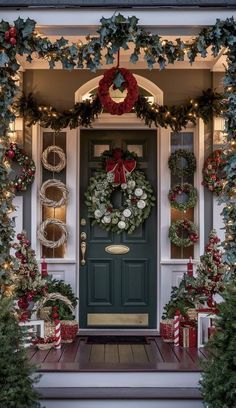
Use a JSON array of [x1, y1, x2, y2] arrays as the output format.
[[105, 148, 136, 184]]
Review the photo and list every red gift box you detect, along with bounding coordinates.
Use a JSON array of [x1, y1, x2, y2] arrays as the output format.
[[180, 325, 197, 348]]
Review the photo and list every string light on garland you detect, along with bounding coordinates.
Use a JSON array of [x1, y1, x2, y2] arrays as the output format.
[[14, 88, 223, 133]]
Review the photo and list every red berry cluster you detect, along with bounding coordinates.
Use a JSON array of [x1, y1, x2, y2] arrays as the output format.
[[4, 26, 17, 46], [182, 220, 199, 243], [51, 305, 60, 320]]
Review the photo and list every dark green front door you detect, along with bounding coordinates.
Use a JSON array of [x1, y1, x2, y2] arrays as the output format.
[[80, 130, 157, 328]]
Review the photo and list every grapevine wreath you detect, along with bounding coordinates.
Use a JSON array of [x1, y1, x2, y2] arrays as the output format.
[[169, 219, 199, 247], [168, 183, 198, 211], [168, 149, 196, 178], [6, 143, 36, 191], [85, 148, 155, 234], [98, 67, 139, 115], [202, 149, 225, 195]]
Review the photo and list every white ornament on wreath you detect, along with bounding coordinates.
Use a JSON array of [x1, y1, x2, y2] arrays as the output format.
[[40, 179, 69, 207], [85, 170, 155, 234], [41, 145, 66, 173], [37, 218, 68, 248]]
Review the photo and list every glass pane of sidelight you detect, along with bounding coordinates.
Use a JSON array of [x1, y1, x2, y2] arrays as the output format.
[[127, 144, 143, 157], [170, 132, 194, 259], [94, 144, 110, 157], [42, 131, 67, 259]]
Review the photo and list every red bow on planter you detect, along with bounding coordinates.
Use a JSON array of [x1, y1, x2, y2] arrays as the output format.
[[106, 148, 136, 184]]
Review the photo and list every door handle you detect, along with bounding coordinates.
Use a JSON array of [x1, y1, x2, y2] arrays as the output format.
[[81, 241, 87, 265]]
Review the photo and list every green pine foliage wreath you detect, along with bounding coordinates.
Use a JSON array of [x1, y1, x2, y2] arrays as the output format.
[[169, 219, 199, 247], [168, 149, 197, 178], [168, 183, 198, 211], [85, 170, 155, 234]]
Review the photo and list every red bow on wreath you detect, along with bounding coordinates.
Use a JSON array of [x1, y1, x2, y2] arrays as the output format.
[[106, 148, 136, 184]]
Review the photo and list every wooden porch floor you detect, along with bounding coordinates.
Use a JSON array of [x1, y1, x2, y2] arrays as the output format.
[[28, 336, 206, 372]]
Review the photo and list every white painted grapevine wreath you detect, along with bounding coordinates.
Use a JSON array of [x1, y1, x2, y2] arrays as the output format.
[[37, 218, 68, 248], [40, 179, 69, 207], [41, 145, 66, 173], [85, 171, 155, 234]]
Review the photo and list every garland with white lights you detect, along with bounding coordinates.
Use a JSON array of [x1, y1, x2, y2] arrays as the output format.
[[15, 88, 223, 133]]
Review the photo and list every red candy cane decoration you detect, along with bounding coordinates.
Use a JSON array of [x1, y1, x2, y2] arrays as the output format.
[[174, 310, 180, 347], [54, 319, 61, 349]]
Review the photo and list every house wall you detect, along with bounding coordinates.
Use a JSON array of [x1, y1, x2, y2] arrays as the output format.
[[22, 69, 223, 241]]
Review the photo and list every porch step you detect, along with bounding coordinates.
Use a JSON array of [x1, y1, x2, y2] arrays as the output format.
[[37, 386, 202, 400]]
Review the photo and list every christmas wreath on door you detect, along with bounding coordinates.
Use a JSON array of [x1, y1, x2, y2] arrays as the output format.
[[85, 148, 155, 234]]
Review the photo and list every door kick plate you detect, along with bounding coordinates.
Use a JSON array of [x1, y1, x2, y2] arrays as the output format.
[[105, 245, 130, 255]]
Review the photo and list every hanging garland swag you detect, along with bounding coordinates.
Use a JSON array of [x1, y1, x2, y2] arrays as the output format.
[[168, 183, 198, 212], [41, 145, 66, 173], [168, 149, 197, 178], [169, 219, 199, 247], [85, 148, 155, 234], [40, 179, 69, 208], [6, 143, 36, 192], [202, 149, 225, 195], [37, 218, 68, 248]]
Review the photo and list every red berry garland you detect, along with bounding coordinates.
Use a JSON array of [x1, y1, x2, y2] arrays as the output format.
[[98, 67, 139, 115], [202, 149, 225, 195], [5, 143, 36, 191], [4, 26, 17, 46]]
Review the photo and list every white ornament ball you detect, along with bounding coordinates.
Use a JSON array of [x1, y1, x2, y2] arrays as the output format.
[[135, 188, 143, 197], [137, 199, 146, 209], [121, 183, 127, 189], [103, 216, 111, 224], [94, 210, 102, 218], [118, 221, 126, 229], [141, 193, 147, 199], [128, 180, 136, 189], [123, 209, 131, 218]]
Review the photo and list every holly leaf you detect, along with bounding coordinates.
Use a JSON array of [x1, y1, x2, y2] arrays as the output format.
[[56, 37, 68, 48], [14, 17, 25, 31], [0, 52, 10, 67], [113, 71, 125, 89], [26, 54, 33, 63], [130, 53, 139, 64], [21, 18, 36, 38]]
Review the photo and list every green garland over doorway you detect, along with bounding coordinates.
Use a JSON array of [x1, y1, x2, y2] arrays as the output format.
[[0, 13, 235, 294], [15, 88, 223, 132]]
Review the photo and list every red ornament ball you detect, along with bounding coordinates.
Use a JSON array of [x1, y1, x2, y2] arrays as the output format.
[[18, 297, 29, 310], [7, 150, 15, 159]]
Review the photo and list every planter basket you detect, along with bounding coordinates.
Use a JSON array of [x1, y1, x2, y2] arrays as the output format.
[[160, 319, 174, 342], [36, 342, 55, 350], [61, 320, 78, 343]]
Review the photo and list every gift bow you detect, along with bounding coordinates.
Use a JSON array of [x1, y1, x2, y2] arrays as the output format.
[[106, 149, 136, 184]]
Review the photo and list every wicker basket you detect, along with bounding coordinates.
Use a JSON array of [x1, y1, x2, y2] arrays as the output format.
[[36, 342, 55, 350], [61, 320, 78, 343], [160, 319, 174, 342], [36, 292, 75, 320]]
